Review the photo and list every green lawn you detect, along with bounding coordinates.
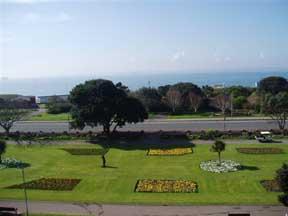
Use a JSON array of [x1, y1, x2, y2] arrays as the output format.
[[168, 112, 214, 119], [0, 140, 287, 205], [29, 113, 70, 121]]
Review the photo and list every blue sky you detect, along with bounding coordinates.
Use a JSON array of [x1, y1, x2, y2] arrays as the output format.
[[0, 0, 288, 79]]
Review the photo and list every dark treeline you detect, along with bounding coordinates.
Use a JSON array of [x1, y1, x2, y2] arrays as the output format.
[[129, 76, 288, 116]]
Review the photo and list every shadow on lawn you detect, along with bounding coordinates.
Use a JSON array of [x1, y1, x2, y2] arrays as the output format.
[[102, 165, 118, 169], [90, 135, 194, 151], [240, 165, 260, 171]]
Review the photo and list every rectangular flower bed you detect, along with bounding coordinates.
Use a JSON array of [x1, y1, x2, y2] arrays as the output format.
[[148, 148, 193, 156], [260, 180, 282, 192], [6, 178, 81, 191], [135, 179, 198, 193], [61, 148, 107, 155], [236, 148, 283, 154]]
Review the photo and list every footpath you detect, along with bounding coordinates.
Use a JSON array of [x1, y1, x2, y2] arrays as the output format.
[[0, 200, 287, 216]]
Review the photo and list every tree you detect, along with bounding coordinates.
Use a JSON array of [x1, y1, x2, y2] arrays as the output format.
[[276, 163, 288, 206], [0, 140, 6, 163], [202, 85, 214, 98], [69, 79, 147, 135], [226, 86, 253, 98], [165, 89, 182, 113], [187, 92, 202, 112], [212, 94, 231, 129], [134, 87, 164, 112], [100, 148, 109, 168], [112, 96, 148, 132], [172, 82, 202, 97], [158, 85, 171, 97], [210, 140, 226, 165], [259, 76, 288, 95], [263, 92, 288, 131], [0, 108, 29, 135], [47, 97, 71, 114], [233, 96, 247, 109], [212, 94, 230, 115], [247, 91, 260, 112]]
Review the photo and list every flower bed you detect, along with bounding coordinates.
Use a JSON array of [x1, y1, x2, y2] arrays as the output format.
[[236, 148, 283, 154], [0, 158, 29, 169], [260, 180, 282, 192], [6, 178, 81, 191], [148, 148, 193, 156], [135, 179, 198, 193], [61, 148, 108, 155], [200, 160, 241, 173]]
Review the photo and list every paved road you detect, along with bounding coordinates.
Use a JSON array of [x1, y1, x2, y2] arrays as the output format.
[[4, 119, 278, 133], [0, 200, 287, 216]]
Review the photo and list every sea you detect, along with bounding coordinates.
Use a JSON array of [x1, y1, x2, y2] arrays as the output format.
[[0, 71, 287, 96]]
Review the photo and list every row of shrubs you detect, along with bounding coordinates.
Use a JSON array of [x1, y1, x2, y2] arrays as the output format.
[[1, 129, 287, 142], [162, 129, 288, 140]]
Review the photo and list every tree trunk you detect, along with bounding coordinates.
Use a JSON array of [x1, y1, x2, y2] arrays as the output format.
[[172, 106, 175, 114], [218, 152, 221, 165], [103, 124, 110, 135], [112, 123, 119, 133], [0, 155, 2, 164], [101, 155, 106, 168], [4, 127, 10, 136]]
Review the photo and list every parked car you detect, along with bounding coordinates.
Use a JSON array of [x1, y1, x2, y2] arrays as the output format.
[[0, 207, 23, 216], [255, 131, 273, 143]]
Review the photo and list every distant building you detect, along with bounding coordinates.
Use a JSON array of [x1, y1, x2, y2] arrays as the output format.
[[213, 84, 225, 89], [12, 95, 36, 104], [37, 95, 69, 104], [0, 94, 37, 108]]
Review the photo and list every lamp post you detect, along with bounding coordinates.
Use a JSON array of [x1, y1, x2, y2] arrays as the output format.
[[21, 168, 29, 216]]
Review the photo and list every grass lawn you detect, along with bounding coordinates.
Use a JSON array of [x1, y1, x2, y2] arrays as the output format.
[[168, 112, 214, 119], [29, 113, 70, 121], [0, 140, 287, 205]]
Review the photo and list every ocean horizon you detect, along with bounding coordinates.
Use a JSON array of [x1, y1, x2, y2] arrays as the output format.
[[0, 71, 287, 96]]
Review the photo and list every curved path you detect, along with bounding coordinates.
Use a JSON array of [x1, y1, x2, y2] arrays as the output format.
[[0, 200, 287, 216]]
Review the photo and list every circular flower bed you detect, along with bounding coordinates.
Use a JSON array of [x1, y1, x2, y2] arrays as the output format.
[[200, 160, 241, 173]]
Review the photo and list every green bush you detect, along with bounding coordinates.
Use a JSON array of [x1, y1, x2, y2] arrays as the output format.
[[47, 102, 71, 114]]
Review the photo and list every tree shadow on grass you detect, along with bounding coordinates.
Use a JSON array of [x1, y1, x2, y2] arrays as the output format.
[[91, 134, 195, 151], [102, 165, 118, 169], [240, 165, 260, 171]]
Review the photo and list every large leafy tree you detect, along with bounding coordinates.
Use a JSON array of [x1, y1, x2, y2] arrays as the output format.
[[210, 140, 226, 165], [69, 79, 147, 134], [263, 92, 288, 131], [112, 96, 148, 132], [0, 140, 6, 163], [172, 82, 203, 97], [259, 76, 288, 95], [134, 87, 163, 112]]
